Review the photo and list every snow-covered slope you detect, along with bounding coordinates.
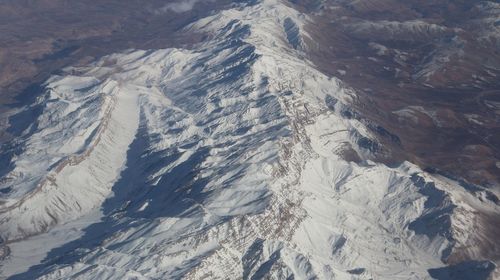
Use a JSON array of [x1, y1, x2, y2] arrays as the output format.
[[1, 0, 499, 279]]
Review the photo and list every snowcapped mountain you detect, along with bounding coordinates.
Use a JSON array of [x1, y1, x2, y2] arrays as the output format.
[[0, 0, 499, 279]]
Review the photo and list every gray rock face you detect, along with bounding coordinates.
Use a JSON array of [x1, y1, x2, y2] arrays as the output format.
[[0, 1, 499, 279]]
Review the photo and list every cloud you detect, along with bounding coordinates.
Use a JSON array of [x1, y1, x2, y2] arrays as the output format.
[[160, 0, 204, 13]]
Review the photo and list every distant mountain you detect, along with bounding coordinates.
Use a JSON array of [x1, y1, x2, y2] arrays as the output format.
[[0, 1, 499, 279]]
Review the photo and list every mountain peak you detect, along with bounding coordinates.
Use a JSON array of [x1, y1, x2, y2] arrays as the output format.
[[1, 0, 499, 279]]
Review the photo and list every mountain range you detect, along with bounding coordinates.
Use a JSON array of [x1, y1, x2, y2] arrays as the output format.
[[0, 0, 499, 279]]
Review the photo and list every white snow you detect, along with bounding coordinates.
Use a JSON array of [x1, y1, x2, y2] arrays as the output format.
[[0, 0, 498, 279]]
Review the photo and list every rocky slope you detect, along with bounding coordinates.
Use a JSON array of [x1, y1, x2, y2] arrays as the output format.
[[0, 0, 499, 279], [301, 0, 500, 189]]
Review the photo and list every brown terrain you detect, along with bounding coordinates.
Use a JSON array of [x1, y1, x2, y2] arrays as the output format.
[[2, 1, 498, 188], [0, 0, 231, 140], [0, 0, 499, 277], [292, 0, 500, 189], [291, 0, 500, 266]]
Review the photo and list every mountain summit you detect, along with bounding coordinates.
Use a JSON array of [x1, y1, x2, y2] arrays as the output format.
[[0, 0, 499, 279]]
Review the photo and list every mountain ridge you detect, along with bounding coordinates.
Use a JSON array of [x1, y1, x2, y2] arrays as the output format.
[[0, 0, 499, 279]]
